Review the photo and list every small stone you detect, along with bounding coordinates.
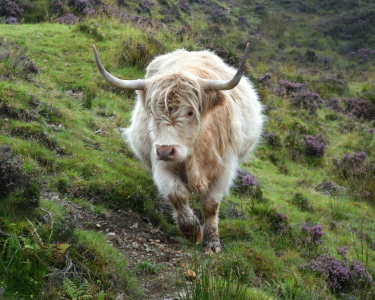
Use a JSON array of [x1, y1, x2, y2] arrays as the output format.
[[175, 250, 181, 254], [150, 229, 157, 234], [155, 239, 161, 243], [185, 270, 196, 281], [96, 223, 101, 228], [130, 223, 139, 229], [106, 232, 116, 240], [132, 242, 139, 249], [149, 239, 154, 242]]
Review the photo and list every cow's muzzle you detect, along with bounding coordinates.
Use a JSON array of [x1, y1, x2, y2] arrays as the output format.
[[156, 145, 177, 161]]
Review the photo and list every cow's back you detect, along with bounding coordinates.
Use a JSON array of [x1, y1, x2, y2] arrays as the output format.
[[145, 49, 235, 81]]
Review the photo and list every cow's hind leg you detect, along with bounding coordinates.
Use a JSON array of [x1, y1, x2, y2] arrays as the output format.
[[200, 190, 222, 253]]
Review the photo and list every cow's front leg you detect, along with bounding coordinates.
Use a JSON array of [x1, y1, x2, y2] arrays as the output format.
[[200, 190, 222, 253], [153, 164, 202, 244]]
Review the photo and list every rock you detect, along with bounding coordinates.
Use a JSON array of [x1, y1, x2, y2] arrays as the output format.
[[106, 232, 116, 240], [184, 270, 196, 281], [132, 242, 139, 249], [96, 223, 101, 228], [130, 223, 139, 229]]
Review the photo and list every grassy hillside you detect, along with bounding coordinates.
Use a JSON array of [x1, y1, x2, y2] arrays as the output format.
[[1, 0, 375, 299]]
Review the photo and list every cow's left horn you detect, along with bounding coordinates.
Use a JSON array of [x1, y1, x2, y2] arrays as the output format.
[[93, 45, 146, 90], [203, 43, 250, 91]]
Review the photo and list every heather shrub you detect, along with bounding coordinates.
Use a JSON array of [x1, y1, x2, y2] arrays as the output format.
[[118, 35, 166, 69], [292, 193, 314, 212], [258, 72, 272, 83], [56, 13, 78, 24], [325, 97, 344, 113], [52, 214, 77, 243], [0, 145, 40, 210], [0, 38, 40, 79], [205, 44, 249, 70], [344, 97, 375, 121], [302, 134, 327, 157], [67, 0, 93, 13], [317, 73, 348, 96], [333, 152, 375, 200], [300, 223, 325, 249], [301, 250, 373, 294], [177, 0, 190, 14], [262, 131, 281, 148], [315, 179, 342, 196], [237, 15, 249, 27], [278, 79, 305, 96], [269, 211, 289, 233], [159, 5, 180, 22], [78, 23, 104, 41], [135, 0, 155, 15], [292, 92, 324, 115], [232, 168, 262, 200], [333, 151, 368, 179], [207, 6, 231, 24], [0, 0, 24, 18], [305, 49, 318, 62]]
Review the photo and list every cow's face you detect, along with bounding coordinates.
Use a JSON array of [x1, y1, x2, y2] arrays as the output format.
[[142, 74, 225, 162], [149, 89, 201, 162]]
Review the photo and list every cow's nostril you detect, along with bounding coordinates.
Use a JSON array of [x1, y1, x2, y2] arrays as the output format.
[[156, 146, 176, 160]]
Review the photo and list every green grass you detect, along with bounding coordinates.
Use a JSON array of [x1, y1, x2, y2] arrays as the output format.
[[1, 2, 375, 298]]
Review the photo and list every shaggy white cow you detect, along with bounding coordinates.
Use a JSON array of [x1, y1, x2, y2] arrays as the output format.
[[93, 44, 263, 253]]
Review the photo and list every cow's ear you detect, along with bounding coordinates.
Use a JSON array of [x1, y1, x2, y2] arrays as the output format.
[[201, 91, 225, 114], [138, 90, 148, 109]]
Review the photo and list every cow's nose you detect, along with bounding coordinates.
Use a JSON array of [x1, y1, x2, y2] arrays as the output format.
[[156, 146, 176, 160]]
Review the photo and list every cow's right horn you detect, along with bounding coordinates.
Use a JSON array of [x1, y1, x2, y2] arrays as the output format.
[[93, 45, 146, 90]]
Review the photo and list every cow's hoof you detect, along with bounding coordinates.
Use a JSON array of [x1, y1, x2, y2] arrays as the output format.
[[202, 239, 221, 253]]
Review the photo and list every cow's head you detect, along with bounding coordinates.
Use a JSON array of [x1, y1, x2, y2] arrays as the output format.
[[93, 44, 250, 162]]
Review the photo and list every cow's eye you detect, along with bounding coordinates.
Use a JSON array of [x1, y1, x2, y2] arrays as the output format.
[[187, 111, 194, 117]]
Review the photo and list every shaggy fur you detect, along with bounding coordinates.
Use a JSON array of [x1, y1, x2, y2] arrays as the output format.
[[125, 48, 263, 253]]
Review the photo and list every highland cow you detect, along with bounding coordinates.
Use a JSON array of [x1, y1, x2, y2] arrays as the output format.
[[93, 43, 263, 253]]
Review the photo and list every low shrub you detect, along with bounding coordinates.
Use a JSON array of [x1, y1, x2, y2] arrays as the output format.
[[291, 92, 324, 115], [301, 249, 373, 294], [263, 131, 281, 148], [56, 13, 78, 24], [292, 193, 314, 212], [232, 168, 263, 200], [300, 223, 325, 248], [302, 134, 327, 157], [333, 151, 375, 200], [118, 35, 167, 69], [0, 145, 40, 210], [344, 97, 375, 121], [269, 211, 289, 233], [207, 6, 231, 24], [0, 38, 40, 79]]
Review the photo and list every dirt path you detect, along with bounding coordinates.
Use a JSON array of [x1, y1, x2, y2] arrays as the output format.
[[43, 192, 193, 299]]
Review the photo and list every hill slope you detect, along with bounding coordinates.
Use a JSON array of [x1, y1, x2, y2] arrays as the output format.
[[1, 1, 375, 299]]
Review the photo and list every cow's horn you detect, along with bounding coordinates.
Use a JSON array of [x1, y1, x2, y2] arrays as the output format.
[[93, 45, 146, 90], [203, 43, 250, 91]]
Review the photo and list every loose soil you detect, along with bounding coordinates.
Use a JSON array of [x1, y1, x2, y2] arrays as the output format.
[[42, 191, 195, 300]]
